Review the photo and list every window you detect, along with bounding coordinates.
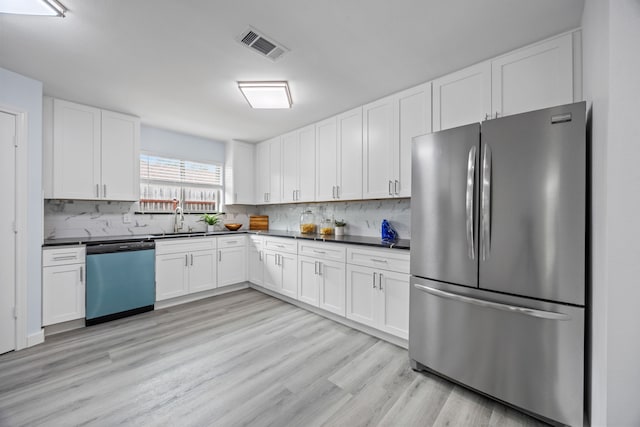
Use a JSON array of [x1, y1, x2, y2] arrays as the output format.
[[138, 153, 223, 213]]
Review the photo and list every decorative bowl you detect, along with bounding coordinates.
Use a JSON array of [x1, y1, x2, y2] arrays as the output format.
[[225, 223, 242, 231]]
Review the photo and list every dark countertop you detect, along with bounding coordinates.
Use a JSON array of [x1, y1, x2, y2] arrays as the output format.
[[43, 230, 410, 250]]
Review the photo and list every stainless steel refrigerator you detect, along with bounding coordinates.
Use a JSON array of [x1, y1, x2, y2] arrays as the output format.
[[409, 102, 586, 427]]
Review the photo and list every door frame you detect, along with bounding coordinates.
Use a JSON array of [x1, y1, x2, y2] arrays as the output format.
[[1, 103, 29, 351]]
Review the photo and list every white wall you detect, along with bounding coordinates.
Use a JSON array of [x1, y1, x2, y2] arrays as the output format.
[[0, 67, 43, 336], [140, 125, 225, 164], [582, 1, 640, 425]]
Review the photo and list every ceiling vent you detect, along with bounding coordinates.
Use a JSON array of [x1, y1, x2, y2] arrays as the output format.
[[237, 27, 289, 61]]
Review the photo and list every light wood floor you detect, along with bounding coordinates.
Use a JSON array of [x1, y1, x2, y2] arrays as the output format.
[[0, 288, 548, 426]]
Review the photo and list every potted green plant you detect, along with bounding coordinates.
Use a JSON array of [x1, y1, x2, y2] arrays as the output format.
[[201, 213, 220, 232], [334, 219, 347, 237]]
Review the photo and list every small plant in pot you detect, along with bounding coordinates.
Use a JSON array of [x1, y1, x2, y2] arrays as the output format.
[[334, 219, 347, 237], [201, 213, 220, 233]]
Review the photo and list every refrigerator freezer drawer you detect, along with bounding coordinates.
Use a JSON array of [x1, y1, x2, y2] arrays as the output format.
[[409, 276, 584, 427]]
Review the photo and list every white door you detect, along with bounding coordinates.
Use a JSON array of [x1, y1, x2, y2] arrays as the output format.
[[315, 117, 338, 201], [346, 264, 377, 328], [248, 246, 263, 286], [281, 131, 299, 203], [188, 250, 217, 293], [42, 264, 85, 326], [101, 110, 140, 201], [378, 271, 410, 339], [432, 61, 491, 131], [0, 111, 16, 354], [337, 107, 363, 200], [155, 253, 189, 301], [255, 142, 270, 204], [218, 247, 246, 287], [318, 259, 346, 316], [280, 252, 298, 299], [297, 125, 316, 202], [363, 96, 397, 199], [263, 250, 280, 292], [298, 256, 319, 307], [268, 137, 282, 204]]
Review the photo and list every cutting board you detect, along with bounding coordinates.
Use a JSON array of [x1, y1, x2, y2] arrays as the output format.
[[249, 215, 269, 230]]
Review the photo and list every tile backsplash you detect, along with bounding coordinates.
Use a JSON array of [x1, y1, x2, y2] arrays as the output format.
[[44, 198, 410, 240]]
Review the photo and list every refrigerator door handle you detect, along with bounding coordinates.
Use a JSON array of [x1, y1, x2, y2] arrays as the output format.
[[465, 146, 477, 260], [481, 144, 492, 260], [413, 284, 570, 321]]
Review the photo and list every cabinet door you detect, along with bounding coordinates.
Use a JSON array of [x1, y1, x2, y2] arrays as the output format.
[[225, 140, 255, 205], [248, 246, 264, 286], [281, 131, 299, 203], [42, 264, 85, 325], [378, 271, 410, 339], [298, 256, 319, 307], [337, 107, 363, 200], [263, 250, 281, 292], [52, 99, 101, 199], [255, 142, 270, 204], [363, 96, 398, 199], [268, 137, 282, 204], [315, 117, 338, 201], [346, 264, 377, 328], [433, 61, 491, 131], [280, 252, 298, 299], [318, 259, 346, 316], [188, 250, 217, 293], [101, 110, 140, 201], [397, 82, 431, 197], [218, 247, 247, 287], [155, 253, 189, 301], [297, 125, 316, 202], [492, 33, 573, 118]]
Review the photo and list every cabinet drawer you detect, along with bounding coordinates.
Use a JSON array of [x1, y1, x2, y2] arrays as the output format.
[[155, 237, 216, 255], [346, 246, 410, 274], [43, 246, 86, 267], [217, 235, 246, 248], [298, 240, 346, 262], [249, 235, 263, 247], [264, 237, 297, 254]]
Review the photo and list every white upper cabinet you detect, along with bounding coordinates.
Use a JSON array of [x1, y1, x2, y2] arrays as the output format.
[[282, 124, 316, 203], [432, 61, 492, 131], [315, 116, 338, 201], [44, 97, 140, 201], [337, 107, 363, 200], [225, 140, 255, 205], [363, 82, 431, 199], [491, 33, 573, 118], [255, 137, 281, 204]]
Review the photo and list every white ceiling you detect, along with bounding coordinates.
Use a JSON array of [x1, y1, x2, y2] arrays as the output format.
[[0, 0, 584, 143]]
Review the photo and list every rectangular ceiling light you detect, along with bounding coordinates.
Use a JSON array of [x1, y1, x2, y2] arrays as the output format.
[[238, 81, 292, 109], [0, 0, 67, 16]]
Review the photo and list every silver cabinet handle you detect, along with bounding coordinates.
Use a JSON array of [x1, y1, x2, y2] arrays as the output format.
[[103, 184, 107, 198], [370, 258, 388, 263], [318, 262, 322, 276], [259, 250, 263, 261], [226, 241, 238, 245], [394, 180, 399, 195], [234, 192, 237, 203], [485, 113, 489, 120], [53, 255, 77, 261], [185, 254, 188, 267], [314, 260, 318, 275], [191, 254, 194, 265], [494, 111, 499, 119], [79, 266, 83, 283], [379, 273, 383, 290], [466, 145, 477, 260], [388, 180, 393, 196], [372, 272, 377, 289], [332, 186, 336, 199], [274, 254, 278, 265], [312, 249, 326, 254], [96, 184, 100, 198], [292, 190, 296, 201], [296, 190, 300, 200], [218, 251, 222, 262], [413, 284, 570, 321], [481, 144, 492, 260], [337, 185, 340, 198]]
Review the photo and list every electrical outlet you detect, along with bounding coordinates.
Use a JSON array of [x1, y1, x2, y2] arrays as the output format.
[[123, 214, 131, 224]]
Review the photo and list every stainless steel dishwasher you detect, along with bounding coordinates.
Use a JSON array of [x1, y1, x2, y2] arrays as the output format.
[[85, 240, 155, 325]]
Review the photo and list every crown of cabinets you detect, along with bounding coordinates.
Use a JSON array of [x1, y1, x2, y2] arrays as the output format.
[[236, 31, 579, 206], [43, 97, 140, 201]]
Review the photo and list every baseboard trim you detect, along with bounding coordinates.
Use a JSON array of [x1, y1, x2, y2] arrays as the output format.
[[44, 319, 86, 337], [154, 282, 250, 310], [249, 283, 408, 349], [26, 329, 45, 347]]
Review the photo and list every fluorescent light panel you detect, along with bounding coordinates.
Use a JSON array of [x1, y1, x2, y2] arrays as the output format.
[[238, 81, 292, 109], [0, 0, 66, 16]]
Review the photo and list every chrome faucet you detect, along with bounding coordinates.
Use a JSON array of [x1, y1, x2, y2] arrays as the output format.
[[174, 206, 184, 232]]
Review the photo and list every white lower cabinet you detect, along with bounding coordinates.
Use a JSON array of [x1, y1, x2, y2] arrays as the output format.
[[248, 236, 264, 286], [264, 249, 297, 299], [298, 255, 346, 316], [42, 246, 86, 326], [155, 238, 217, 301], [217, 236, 247, 288]]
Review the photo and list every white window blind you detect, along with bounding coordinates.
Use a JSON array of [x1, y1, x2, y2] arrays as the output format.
[[139, 153, 223, 213]]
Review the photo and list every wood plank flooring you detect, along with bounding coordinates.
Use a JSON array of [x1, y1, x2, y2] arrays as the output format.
[[0, 288, 548, 426]]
